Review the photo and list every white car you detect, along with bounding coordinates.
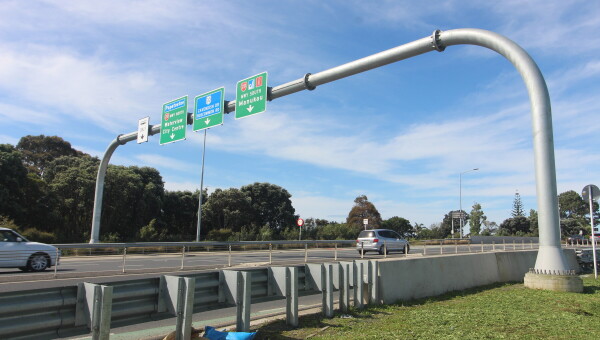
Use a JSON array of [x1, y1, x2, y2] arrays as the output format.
[[356, 229, 410, 255], [0, 227, 60, 272]]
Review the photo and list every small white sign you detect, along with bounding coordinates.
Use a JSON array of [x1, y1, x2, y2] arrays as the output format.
[[363, 219, 368, 225], [137, 117, 150, 143]]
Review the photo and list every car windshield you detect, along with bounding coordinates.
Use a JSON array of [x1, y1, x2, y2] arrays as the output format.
[[358, 231, 375, 238], [0, 230, 27, 242]]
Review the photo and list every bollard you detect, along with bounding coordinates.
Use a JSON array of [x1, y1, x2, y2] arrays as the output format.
[[481, 241, 484, 252], [405, 243, 408, 257], [180, 246, 185, 270], [305, 243, 308, 263], [361, 242, 364, 259], [493, 241, 495, 251], [468, 242, 471, 253], [440, 241, 443, 255], [513, 240, 516, 250], [531, 240, 534, 249], [455, 240, 458, 254], [503, 239, 506, 251], [228, 245, 232, 267], [522, 240, 525, 249], [122, 247, 127, 273], [269, 244, 272, 265], [423, 243, 427, 255]]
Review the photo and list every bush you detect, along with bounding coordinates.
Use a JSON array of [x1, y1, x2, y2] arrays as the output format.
[[207, 228, 233, 241], [20, 228, 57, 243]]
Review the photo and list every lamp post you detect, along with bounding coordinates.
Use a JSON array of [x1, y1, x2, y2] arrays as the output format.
[[460, 168, 479, 238]]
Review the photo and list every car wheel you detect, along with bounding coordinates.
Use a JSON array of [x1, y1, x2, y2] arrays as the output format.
[[402, 244, 410, 254], [27, 253, 49, 272]]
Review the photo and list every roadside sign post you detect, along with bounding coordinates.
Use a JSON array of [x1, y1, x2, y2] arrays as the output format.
[[235, 72, 268, 119], [363, 218, 368, 230], [582, 184, 600, 279], [297, 218, 304, 241], [137, 117, 149, 144], [160, 96, 188, 145], [193, 88, 225, 242]]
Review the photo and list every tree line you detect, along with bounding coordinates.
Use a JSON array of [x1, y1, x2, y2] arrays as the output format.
[[1, 135, 597, 243]]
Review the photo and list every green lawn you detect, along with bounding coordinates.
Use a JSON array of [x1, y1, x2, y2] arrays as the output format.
[[255, 275, 600, 339]]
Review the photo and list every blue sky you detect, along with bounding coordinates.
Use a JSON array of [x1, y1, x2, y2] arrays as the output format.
[[1, 0, 599, 232]]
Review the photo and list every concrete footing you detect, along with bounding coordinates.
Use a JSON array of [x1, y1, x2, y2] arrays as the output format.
[[524, 272, 583, 292]]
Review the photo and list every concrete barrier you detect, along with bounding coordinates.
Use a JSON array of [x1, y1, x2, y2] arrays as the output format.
[[377, 249, 579, 304]]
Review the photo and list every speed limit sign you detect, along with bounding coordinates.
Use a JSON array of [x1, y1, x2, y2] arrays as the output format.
[[297, 218, 304, 227]]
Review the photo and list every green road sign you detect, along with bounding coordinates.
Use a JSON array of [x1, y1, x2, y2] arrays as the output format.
[[193, 87, 224, 131], [160, 96, 188, 145], [235, 72, 267, 119]]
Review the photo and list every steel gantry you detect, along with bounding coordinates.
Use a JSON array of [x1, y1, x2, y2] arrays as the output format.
[[90, 28, 570, 276]]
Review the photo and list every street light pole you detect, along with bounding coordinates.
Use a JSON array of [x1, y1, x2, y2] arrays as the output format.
[[460, 168, 479, 238]]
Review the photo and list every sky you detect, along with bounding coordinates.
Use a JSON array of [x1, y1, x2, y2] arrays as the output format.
[[1, 0, 599, 233]]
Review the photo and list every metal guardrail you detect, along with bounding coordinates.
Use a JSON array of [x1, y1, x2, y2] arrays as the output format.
[[0, 264, 318, 339]]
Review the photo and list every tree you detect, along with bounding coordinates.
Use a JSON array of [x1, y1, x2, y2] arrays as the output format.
[[498, 216, 530, 236], [382, 216, 414, 238], [202, 188, 253, 234], [346, 195, 382, 230], [468, 203, 487, 236], [557, 190, 599, 236], [440, 210, 469, 238], [240, 182, 296, 231], [16, 135, 82, 177], [480, 221, 498, 236], [0, 144, 28, 222], [44, 155, 99, 242], [511, 192, 525, 217], [528, 209, 539, 236]]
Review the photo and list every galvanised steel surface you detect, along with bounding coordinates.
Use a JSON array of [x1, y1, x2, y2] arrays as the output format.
[[89, 28, 566, 274]]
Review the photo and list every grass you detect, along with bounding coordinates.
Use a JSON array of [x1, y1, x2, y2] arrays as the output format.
[[254, 276, 600, 340]]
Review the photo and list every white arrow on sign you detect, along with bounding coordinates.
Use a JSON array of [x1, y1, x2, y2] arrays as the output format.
[[205, 118, 210, 124], [247, 105, 254, 112], [170, 133, 175, 139]]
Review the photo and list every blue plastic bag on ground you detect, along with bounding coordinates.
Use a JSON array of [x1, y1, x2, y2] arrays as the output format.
[[204, 326, 257, 340]]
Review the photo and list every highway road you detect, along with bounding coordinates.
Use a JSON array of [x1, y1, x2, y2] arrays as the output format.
[[0, 242, 538, 292]]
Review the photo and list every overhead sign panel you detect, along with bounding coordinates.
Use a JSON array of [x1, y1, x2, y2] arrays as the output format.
[[193, 87, 224, 131], [235, 72, 267, 119], [137, 117, 149, 144], [160, 96, 188, 145]]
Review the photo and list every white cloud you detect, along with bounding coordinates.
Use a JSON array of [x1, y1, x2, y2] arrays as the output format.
[[135, 154, 197, 173]]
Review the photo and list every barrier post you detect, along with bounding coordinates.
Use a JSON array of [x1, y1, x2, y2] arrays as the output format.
[[334, 243, 338, 261], [122, 247, 127, 273], [236, 271, 251, 332], [269, 244, 272, 265], [322, 264, 334, 318], [339, 263, 350, 313], [384, 240, 387, 259], [305, 243, 308, 263], [54, 248, 59, 278], [180, 246, 185, 270], [228, 244, 232, 267], [286, 267, 298, 327]]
